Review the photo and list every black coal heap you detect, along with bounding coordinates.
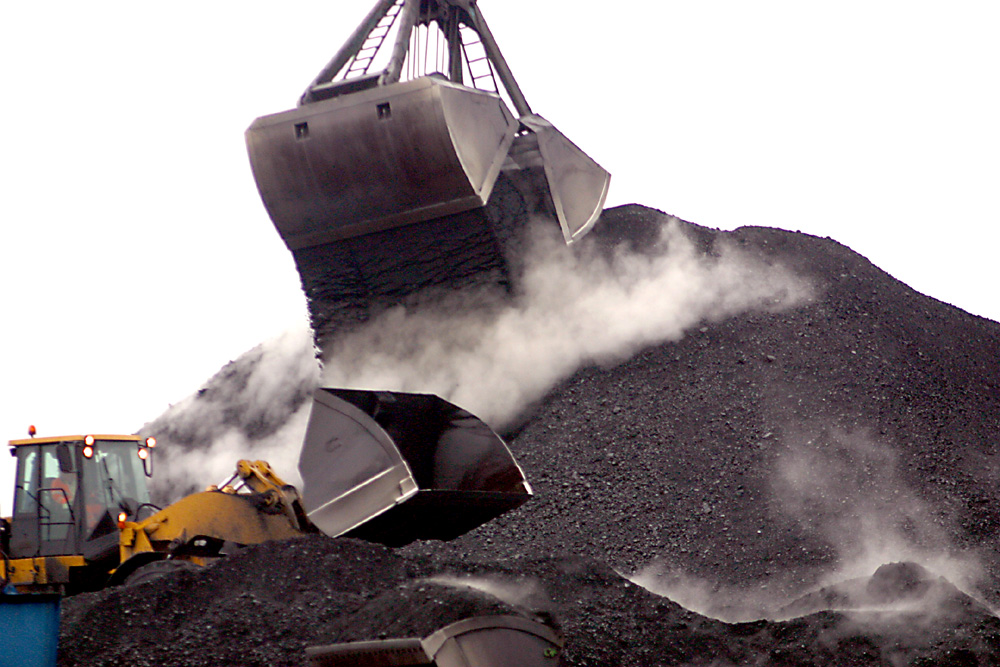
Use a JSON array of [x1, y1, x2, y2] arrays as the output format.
[[408, 205, 1000, 608], [62, 205, 1000, 666]]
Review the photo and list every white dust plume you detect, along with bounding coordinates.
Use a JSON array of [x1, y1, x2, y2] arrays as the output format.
[[770, 424, 985, 597], [633, 423, 988, 622], [144, 218, 811, 499], [142, 326, 319, 500], [321, 219, 813, 429], [426, 573, 548, 609]]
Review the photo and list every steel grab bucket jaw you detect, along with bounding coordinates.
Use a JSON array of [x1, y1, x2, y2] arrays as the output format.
[[511, 114, 611, 243], [298, 388, 531, 546], [245, 77, 519, 251]]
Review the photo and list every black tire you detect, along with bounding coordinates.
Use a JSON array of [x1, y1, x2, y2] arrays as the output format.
[[124, 559, 200, 587]]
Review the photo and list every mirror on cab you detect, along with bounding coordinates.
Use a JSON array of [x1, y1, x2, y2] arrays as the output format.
[[56, 442, 75, 474]]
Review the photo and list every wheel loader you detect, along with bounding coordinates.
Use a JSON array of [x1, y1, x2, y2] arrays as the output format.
[[0, 388, 531, 594]]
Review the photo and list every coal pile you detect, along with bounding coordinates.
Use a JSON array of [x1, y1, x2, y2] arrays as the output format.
[[114, 203, 1000, 665], [60, 537, 512, 667], [60, 536, 1000, 667], [779, 561, 996, 619], [407, 205, 1000, 614]]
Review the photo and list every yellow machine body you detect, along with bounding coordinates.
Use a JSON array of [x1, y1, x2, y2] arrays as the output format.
[[1, 389, 530, 594], [2, 443, 313, 593]]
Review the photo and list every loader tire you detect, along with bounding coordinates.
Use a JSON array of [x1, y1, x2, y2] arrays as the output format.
[[124, 559, 200, 587]]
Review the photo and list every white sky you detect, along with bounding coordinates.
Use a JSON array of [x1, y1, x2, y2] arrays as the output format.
[[2, 1, 998, 510]]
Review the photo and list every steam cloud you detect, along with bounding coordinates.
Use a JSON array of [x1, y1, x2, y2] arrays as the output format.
[[320, 220, 812, 428], [769, 425, 984, 594], [143, 326, 319, 499], [633, 424, 988, 621], [146, 218, 811, 500], [426, 574, 548, 610]]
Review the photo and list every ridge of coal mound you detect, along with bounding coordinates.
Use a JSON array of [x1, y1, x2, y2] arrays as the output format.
[[404, 204, 1000, 612]]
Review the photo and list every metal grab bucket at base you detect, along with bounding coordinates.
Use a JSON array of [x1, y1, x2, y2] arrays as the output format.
[[305, 615, 564, 667], [299, 388, 531, 547], [0, 593, 60, 667]]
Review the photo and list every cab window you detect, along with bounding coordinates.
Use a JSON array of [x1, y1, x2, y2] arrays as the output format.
[[13, 448, 39, 514], [80, 441, 151, 517]]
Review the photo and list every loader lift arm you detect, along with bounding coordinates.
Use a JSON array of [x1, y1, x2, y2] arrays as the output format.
[[117, 460, 316, 569]]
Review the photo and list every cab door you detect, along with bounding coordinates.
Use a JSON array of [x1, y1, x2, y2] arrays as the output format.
[[10, 444, 81, 557]]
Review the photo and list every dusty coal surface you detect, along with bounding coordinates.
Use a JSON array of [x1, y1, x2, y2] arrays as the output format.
[[405, 204, 1000, 611], [58, 536, 497, 667], [59, 536, 1000, 667], [85, 203, 1000, 665]]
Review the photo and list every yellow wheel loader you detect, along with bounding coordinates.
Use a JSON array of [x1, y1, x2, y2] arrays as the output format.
[[0, 388, 531, 594]]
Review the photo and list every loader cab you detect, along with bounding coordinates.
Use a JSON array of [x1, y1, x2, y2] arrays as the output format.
[[7, 435, 155, 564]]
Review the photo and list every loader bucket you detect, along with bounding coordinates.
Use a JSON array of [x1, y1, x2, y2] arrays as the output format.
[[246, 77, 518, 251], [305, 615, 564, 667], [298, 388, 531, 547]]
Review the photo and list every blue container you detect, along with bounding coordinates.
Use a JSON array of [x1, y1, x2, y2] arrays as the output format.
[[0, 593, 61, 667]]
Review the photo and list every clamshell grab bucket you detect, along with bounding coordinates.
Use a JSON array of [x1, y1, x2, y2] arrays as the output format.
[[298, 388, 531, 547], [246, 77, 519, 251], [245, 0, 611, 348], [306, 615, 564, 667]]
